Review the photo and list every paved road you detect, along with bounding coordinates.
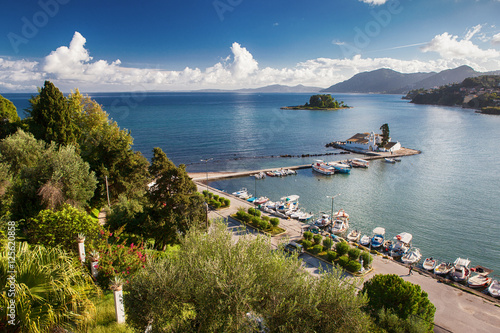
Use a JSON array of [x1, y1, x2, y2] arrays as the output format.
[[199, 183, 500, 333]]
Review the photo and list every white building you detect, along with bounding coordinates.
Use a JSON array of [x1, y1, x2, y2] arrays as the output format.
[[344, 132, 401, 152]]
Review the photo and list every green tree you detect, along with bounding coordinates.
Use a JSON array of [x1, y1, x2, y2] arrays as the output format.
[[379, 123, 390, 148], [27, 81, 77, 146], [0, 242, 97, 332], [0, 94, 21, 139], [362, 274, 436, 332], [144, 148, 205, 249], [125, 221, 371, 332]]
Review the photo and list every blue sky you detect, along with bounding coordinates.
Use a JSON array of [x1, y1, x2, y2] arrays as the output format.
[[1, 0, 499, 92]]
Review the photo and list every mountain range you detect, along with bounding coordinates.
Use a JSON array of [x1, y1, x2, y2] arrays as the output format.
[[321, 65, 500, 94]]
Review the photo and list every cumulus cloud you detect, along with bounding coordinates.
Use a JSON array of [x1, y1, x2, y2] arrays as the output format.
[[492, 33, 500, 45], [0, 31, 499, 92], [421, 32, 500, 60]]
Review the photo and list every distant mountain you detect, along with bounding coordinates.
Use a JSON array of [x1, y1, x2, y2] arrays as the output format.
[[194, 84, 322, 93], [321, 66, 500, 94]]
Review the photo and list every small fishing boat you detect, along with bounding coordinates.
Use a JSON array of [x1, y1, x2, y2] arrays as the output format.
[[370, 227, 385, 249], [382, 239, 393, 253], [385, 158, 396, 163], [434, 262, 454, 276], [330, 218, 349, 235], [389, 232, 412, 258], [313, 213, 330, 227], [350, 158, 369, 168], [347, 229, 361, 242], [254, 196, 269, 205], [467, 274, 492, 289], [327, 162, 351, 174], [247, 197, 257, 202], [251, 172, 266, 179], [401, 248, 422, 265], [312, 160, 336, 175], [333, 209, 349, 221], [449, 258, 471, 283], [297, 211, 314, 222], [422, 258, 438, 271], [232, 188, 249, 198], [488, 280, 500, 298], [359, 235, 371, 247], [266, 171, 276, 177]]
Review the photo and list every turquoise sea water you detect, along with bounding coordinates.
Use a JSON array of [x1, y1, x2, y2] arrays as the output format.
[[6, 92, 500, 274]]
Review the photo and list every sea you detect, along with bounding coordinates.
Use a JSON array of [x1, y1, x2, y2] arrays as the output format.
[[5, 92, 500, 275]]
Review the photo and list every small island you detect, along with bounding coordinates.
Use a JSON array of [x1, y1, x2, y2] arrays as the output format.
[[281, 94, 350, 110]]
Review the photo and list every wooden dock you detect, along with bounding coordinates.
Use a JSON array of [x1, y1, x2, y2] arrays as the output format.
[[189, 147, 421, 181]]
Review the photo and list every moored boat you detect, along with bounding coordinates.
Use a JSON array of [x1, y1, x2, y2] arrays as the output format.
[[370, 227, 385, 249], [312, 160, 336, 175], [254, 196, 269, 205], [313, 213, 331, 227], [401, 248, 422, 265], [488, 280, 500, 298], [467, 274, 492, 289], [422, 257, 437, 271], [385, 158, 396, 163], [347, 229, 361, 242], [389, 232, 412, 258], [359, 235, 371, 247], [382, 239, 393, 253], [449, 258, 471, 283], [330, 218, 349, 235], [327, 161, 351, 174], [434, 262, 454, 276], [349, 158, 369, 168]]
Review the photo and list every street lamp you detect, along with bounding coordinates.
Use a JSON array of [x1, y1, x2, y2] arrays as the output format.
[[326, 194, 341, 222], [200, 158, 213, 194]]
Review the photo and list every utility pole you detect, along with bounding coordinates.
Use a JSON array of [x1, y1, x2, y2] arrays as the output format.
[[105, 176, 111, 207], [326, 194, 341, 221]]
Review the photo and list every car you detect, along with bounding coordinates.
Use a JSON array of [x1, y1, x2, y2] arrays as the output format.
[[283, 241, 304, 255]]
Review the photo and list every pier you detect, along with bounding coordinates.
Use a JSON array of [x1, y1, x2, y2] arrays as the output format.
[[189, 147, 421, 181]]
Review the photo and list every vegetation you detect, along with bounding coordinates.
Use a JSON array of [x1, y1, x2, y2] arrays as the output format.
[[233, 208, 285, 235], [379, 123, 390, 148], [202, 190, 230, 209], [0, 94, 21, 140], [335, 241, 349, 256], [362, 274, 436, 332], [125, 222, 371, 332], [0, 243, 97, 332], [282, 94, 349, 110]]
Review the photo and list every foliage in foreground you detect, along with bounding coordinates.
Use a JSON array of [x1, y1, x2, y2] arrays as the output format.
[[125, 221, 371, 332], [362, 274, 436, 332], [0, 243, 97, 332]]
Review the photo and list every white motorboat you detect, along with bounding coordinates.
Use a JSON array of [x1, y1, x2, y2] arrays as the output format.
[[333, 209, 349, 221], [254, 196, 269, 205], [449, 258, 471, 283], [359, 235, 371, 247], [467, 274, 492, 289], [401, 248, 422, 264], [434, 262, 454, 276], [313, 213, 330, 227], [232, 188, 248, 197], [488, 280, 500, 298], [350, 158, 369, 168], [327, 161, 351, 174], [298, 212, 314, 222], [370, 227, 385, 249], [330, 218, 349, 235], [389, 232, 412, 258], [422, 257, 438, 271], [312, 160, 336, 175], [385, 158, 396, 163], [347, 229, 361, 242]]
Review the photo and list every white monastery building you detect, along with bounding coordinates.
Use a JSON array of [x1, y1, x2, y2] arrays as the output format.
[[344, 132, 401, 152]]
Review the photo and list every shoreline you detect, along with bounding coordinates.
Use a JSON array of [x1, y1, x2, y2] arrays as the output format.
[[280, 106, 352, 110]]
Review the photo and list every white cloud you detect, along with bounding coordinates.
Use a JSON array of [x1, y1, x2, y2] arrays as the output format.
[[421, 32, 500, 60], [0, 31, 499, 93], [492, 33, 500, 44], [359, 0, 388, 5]]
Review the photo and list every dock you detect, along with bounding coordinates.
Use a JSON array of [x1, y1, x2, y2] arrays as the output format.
[[189, 147, 421, 181]]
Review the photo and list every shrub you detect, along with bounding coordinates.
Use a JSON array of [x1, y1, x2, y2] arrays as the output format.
[[213, 194, 219, 201], [236, 210, 247, 221], [303, 231, 313, 241], [313, 234, 322, 245], [247, 208, 261, 217], [310, 244, 323, 255], [323, 237, 334, 250], [261, 215, 270, 221], [338, 255, 349, 268], [223, 198, 230, 207], [335, 241, 349, 256], [360, 251, 373, 268], [251, 216, 261, 225], [301, 240, 312, 249], [202, 190, 209, 197], [259, 220, 269, 230], [270, 217, 279, 228], [327, 250, 338, 262], [348, 248, 361, 261], [345, 260, 362, 273]]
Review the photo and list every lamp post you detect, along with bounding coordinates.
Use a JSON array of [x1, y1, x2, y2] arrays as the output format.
[[200, 158, 213, 194], [326, 194, 341, 222]]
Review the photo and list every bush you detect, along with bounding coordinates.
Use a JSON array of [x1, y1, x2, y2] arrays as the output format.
[[335, 241, 349, 256], [269, 217, 279, 227], [360, 251, 373, 268], [223, 198, 230, 207], [327, 250, 338, 262], [251, 216, 261, 225], [247, 208, 261, 217], [313, 234, 322, 245], [348, 248, 361, 261], [259, 220, 269, 230], [310, 244, 323, 255], [338, 255, 349, 268], [345, 260, 362, 273], [213, 194, 219, 201], [323, 237, 334, 250], [303, 231, 313, 241], [236, 210, 247, 221], [261, 215, 270, 221], [301, 240, 312, 249]]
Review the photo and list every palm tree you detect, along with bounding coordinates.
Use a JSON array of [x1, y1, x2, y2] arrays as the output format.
[[0, 242, 98, 332]]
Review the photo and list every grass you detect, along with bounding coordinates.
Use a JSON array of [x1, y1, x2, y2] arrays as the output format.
[[91, 292, 134, 333]]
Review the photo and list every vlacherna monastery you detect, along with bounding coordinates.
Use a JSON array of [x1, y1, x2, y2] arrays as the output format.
[[344, 132, 401, 152]]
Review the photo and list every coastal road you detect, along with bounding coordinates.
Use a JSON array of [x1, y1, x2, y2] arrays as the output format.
[[197, 183, 500, 333]]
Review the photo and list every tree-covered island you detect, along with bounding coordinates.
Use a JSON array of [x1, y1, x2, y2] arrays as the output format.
[[281, 94, 350, 110]]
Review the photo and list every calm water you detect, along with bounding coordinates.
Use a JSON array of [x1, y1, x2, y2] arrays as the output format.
[[6, 92, 500, 274]]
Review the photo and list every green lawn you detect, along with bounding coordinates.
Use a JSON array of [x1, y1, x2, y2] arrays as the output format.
[[91, 292, 134, 333]]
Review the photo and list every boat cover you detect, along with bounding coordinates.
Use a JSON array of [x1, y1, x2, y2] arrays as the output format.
[[394, 232, 412, 244], [373, 227, 385, 235]]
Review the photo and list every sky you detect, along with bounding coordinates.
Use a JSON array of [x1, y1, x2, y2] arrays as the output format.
[[0, 0, 500, 92]]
